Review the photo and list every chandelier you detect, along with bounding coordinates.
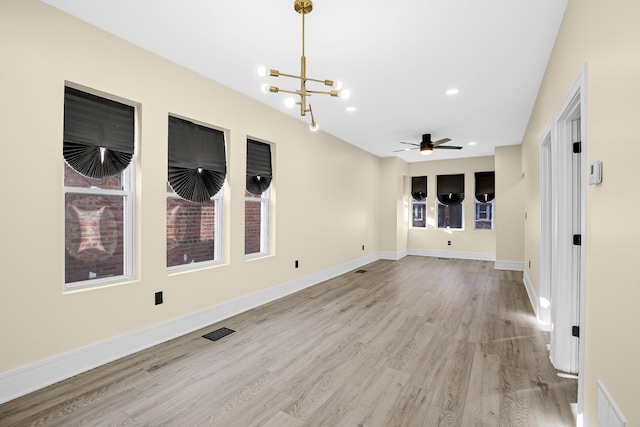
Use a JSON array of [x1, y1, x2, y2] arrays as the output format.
[[257, 0, 350, 131]]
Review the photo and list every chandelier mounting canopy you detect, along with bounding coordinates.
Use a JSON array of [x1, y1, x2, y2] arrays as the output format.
[[294, 0, 313, 15]]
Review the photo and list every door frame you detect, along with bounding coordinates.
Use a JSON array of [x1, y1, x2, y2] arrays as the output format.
[[551, 89, 580, 374], [539, 63, 588, 420], [539, 124, 552, 328]]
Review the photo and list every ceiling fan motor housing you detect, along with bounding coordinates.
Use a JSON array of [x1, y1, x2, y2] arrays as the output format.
[[420, 134, 433, 151]]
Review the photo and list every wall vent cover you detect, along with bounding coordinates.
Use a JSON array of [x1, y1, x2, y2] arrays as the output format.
[[597, 380, 626, 427], [202, 327, 235, 342]]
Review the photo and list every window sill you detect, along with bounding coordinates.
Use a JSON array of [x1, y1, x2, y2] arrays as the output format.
[[245, 252, 272, 261], [168, 260, 225, 276], [63, 276, 137, 294]]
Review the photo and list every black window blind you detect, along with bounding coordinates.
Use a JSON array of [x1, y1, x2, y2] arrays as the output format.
[[168, 116, 226, 202], [437, 174, 465, 206], [63, 87, 135, 179], [246, 139, 272, 196], [475, 171, 495, 202], [411, 176, 427, 201]]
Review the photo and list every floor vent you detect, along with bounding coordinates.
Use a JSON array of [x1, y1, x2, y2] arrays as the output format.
[[202, 327, 235, 342], [355, 269, 367, 274]]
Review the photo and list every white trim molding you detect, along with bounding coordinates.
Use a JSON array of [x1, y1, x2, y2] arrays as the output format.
[[0, 253, 379, 405], [408, 248, 495, 262], [379, 250, 408, 261], [495, 260, 524, 271], [523, 271, 551, 333], [523, 271, 540, 321]]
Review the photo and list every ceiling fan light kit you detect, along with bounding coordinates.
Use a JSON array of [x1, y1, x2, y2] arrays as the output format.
[[420, 142, 434, 155], [257, 0, 349, 131]]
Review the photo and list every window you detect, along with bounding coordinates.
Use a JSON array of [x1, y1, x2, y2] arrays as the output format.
[[437, 174, 464, 229], [475, 202, 493, 229], [167, 184, 222, 268], [63, 87, 135, 288], [474, 171, 495, 230], [437, 203, 463, 229], [411, 176, 427, 228], [245, 139, 272, 257], [167, 116, 226, 270]]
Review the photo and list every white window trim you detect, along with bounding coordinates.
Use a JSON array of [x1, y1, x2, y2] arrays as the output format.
[[166, 190, 224, 273], [63, 160, 135, 291], [437, 201, 465, 230], [245, 187, 270, 259]]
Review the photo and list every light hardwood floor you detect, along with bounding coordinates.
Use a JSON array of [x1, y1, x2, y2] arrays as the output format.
[[0, 257, 577, 426]]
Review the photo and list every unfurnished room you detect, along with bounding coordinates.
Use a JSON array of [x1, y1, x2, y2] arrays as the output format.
[[1, 1, 639, 426]]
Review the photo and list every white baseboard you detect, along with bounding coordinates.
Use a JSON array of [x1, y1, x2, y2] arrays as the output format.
[[495, 260, 524, 271], [521, 272, 551, 331], [379, 250, 408, 261], [0, 253, 379, 405], [408, 248, 495, 262], [522, 270, 540, 320]]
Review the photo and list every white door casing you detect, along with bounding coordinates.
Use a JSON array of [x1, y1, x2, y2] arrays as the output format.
[[540, 63, 588, 421], [539, 125, 552, 328]]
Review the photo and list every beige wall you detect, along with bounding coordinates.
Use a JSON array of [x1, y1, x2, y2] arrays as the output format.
[[495, 146, 524, 265], [378, 157, 409, 256], [521, 0, 640, 424], [407, 156, 496, 257], [0, 0, 380, 373]]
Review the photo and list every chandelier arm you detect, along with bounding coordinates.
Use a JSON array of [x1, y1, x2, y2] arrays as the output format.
[[306, 89, 338, 96], [304, 76, 333, 84], [274, 88, 303, 96], [274, 72, 304, 80], [309, 104, 316, 125]]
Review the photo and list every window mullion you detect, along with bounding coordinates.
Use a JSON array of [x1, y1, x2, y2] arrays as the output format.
[[64, 186, 130, 197]]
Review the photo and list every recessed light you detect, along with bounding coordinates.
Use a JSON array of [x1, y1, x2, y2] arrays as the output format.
[[346, 107, 356, 112], [446, 88, 459, 95], [468, 141, 476, 146]]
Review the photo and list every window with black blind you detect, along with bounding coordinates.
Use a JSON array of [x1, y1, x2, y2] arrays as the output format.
[[167, 116, 226, 269], [437, 174, 464, 229], [411, 176, 427, 228], [246, 139, 272, 256], [475, 171, 495, 230], [168, 116, 226, 202], [63, 86, 135, 288]]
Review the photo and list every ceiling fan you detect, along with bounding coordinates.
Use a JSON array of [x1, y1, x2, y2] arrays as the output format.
[[393, 133, 463, 156]]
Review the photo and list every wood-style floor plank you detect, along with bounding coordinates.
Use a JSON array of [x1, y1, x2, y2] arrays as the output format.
[[461, 351, 502, 426], [0, 257, 577, 426]]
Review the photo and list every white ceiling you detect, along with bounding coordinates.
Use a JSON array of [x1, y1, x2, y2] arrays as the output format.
[[42, 0, 568, 162]]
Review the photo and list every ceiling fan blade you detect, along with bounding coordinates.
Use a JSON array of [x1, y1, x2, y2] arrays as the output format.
[[399, 141, 420, 147], [434, 145, 463, 150], [432, 138, 452, 146], [393, 147, 418, 152]]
